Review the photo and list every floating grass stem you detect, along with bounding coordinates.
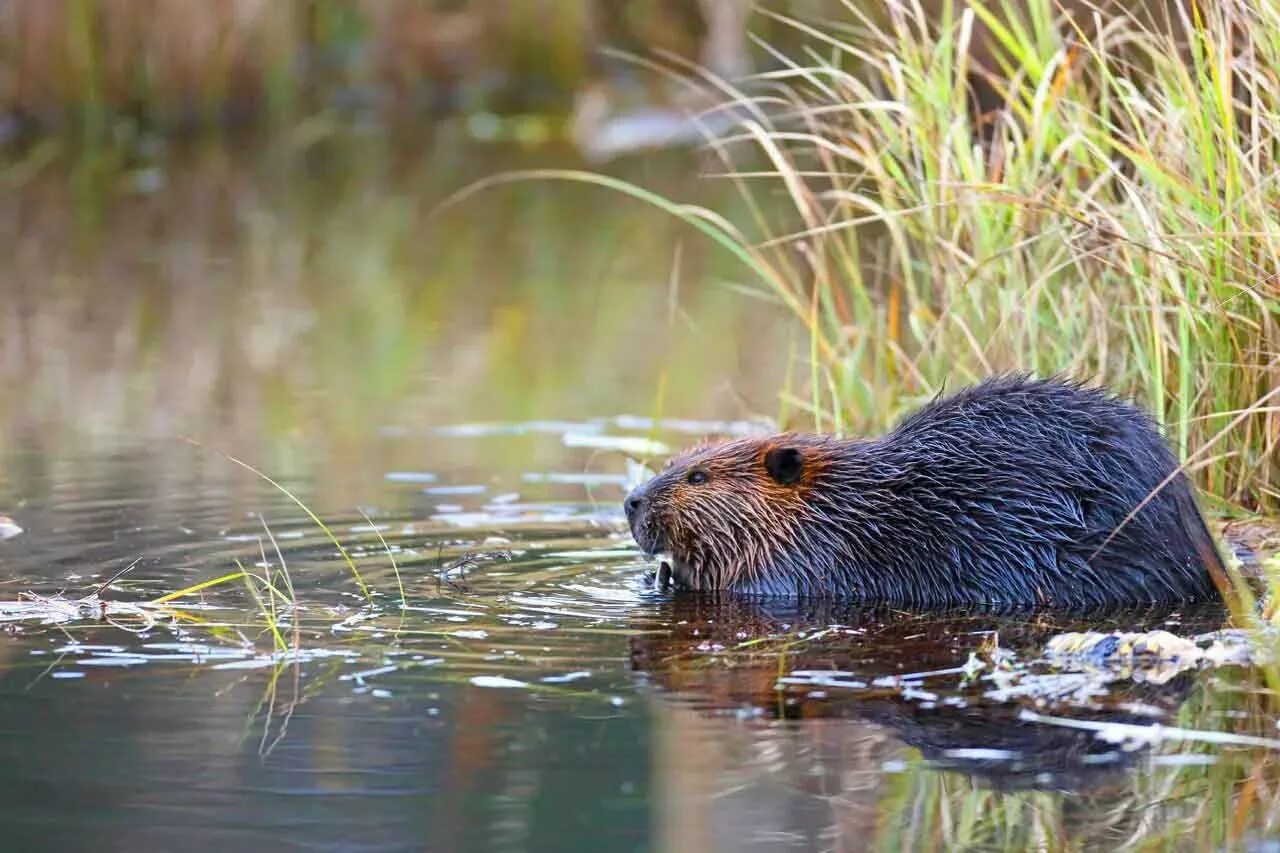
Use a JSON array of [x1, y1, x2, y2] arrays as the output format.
[[359, 508, 406, 610], [182, 438, 372, 602], [151, 570, 250, 606]]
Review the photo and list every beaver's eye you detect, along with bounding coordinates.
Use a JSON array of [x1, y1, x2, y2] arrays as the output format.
[[686, 469, 709, 485]]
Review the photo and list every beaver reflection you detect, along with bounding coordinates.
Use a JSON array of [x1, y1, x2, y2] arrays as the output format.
[[631, 595, 1220, 793]]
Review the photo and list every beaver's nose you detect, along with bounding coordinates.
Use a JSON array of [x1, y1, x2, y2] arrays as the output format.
[[624, 490, 646, 521]]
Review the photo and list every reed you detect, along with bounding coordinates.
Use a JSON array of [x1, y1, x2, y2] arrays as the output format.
[[645, 0, 1280, 514]]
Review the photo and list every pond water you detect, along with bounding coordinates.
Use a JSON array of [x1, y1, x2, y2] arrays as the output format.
[[0, 132, 1278, 851]]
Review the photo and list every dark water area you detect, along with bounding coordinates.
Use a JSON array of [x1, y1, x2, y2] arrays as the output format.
[[1, 134, 1279, 851]]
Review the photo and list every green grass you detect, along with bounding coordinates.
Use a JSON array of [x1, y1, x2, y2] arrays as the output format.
[[181, 438, 372, 602], [634, 0, 1280, 515]]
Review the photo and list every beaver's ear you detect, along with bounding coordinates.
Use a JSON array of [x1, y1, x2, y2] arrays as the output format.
[[764, 446, 804, 485]]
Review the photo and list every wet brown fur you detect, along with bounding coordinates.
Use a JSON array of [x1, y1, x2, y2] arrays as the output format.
[[624, 377, 1223, 609]]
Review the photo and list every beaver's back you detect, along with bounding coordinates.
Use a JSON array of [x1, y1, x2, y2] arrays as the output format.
[[863, 376, 1222, 607]]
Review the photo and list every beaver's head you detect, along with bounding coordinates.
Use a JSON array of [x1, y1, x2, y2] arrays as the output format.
[[624, 434, 838, 593]]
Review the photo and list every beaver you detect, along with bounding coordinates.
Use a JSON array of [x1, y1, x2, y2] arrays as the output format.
[[624, 376, 1225, 609]]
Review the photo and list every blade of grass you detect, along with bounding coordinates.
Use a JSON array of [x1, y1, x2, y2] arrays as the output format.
[[151, 570, 250, 605], [182, 437, 371, 601]]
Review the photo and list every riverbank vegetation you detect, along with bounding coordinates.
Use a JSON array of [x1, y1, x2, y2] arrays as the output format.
[[5, 1, 1274, 514], [635, 0, 1279, 515]]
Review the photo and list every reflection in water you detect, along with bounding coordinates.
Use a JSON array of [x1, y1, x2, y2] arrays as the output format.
[[631, 597, 1279, 851], [0, 134, 792, 479], [0, 139, 1278, 851], [0, 425, 1276, 850]]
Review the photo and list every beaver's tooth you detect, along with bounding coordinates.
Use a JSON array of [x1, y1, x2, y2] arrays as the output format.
[[656, 553, 674, 588]]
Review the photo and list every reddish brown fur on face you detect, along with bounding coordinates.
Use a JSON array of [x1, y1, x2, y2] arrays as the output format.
[[626, 433, 840, 592], [754, 440, 830, 495]]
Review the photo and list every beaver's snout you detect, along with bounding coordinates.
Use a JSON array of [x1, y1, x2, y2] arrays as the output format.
[[623, 483, 662, 553], [625, 481, 681, 589], [623, 490, 645, 523]]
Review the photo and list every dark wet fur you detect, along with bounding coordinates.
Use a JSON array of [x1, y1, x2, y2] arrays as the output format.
[[626, 376, 1225, 609]]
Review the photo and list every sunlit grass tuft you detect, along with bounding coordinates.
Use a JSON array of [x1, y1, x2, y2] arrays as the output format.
[[691, 0, 1280, 518]]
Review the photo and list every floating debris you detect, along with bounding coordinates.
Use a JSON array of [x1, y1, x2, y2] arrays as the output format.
[[0, 594, 144, 626], [1048, 630, 1200, 665], [1046, 629, 1268, 671], [470, 675, 528, 689], [984, 671, 1116, 706], [383, 471, 438, 483], [973, 628, 1274, 706], [0, 517, 22, 540], [562, 433, 670, 456]]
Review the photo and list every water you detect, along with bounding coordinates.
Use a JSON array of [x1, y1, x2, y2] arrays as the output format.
[[1, 133, 1278, 851]]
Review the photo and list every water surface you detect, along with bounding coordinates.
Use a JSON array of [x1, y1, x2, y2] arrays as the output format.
[[0, 135, 1277, 851]]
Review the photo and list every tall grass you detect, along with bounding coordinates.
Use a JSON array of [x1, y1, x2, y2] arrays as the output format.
[[671, 0, 1280, 512]]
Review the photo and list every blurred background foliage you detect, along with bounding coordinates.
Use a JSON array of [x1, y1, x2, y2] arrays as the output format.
[[1, 7, 1279, 848], [0, 1, 807, 474], [0, 0, 811, 142]]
